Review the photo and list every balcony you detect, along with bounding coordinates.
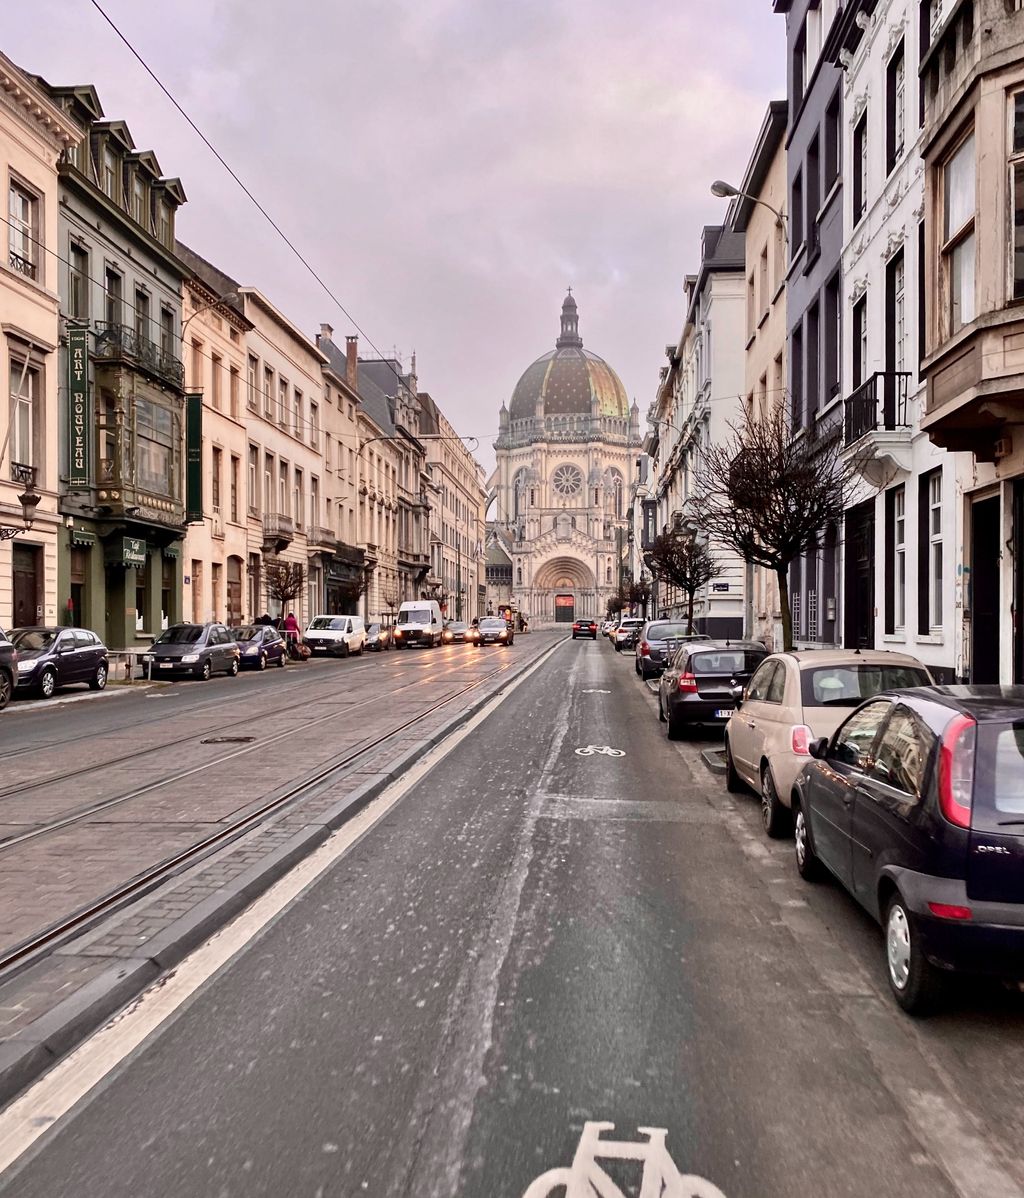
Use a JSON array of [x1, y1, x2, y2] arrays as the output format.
[[261, 513, 294, 553], [94, 322, 184, 390], [843, 372, 912, 486], [8, 250, 36, 280], [306, 525, 337, 553]]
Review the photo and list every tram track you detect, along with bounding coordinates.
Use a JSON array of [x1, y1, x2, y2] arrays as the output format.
[[0, 652, 523, 978]]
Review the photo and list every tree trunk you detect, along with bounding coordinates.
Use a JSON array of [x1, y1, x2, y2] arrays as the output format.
[[687, 588, 695, 631], [776, 565, 793, 652]]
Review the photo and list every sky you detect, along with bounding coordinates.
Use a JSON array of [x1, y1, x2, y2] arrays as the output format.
[[8, 1, 785, 472]]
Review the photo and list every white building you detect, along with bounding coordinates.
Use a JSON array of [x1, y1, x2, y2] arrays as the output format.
[[829, 0, 961, 680]]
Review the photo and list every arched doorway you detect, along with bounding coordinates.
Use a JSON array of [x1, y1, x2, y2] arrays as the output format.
[[533, 556, 596, 624]]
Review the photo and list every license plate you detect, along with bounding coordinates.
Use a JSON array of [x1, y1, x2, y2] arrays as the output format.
[[160, 662, 173, 669], [715, 708, 732, 719]]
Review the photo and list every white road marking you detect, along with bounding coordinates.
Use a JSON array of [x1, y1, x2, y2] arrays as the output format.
[[581, 689, 611, 694], [0, 640, 563, 1178], [574, 744, 625, 757]]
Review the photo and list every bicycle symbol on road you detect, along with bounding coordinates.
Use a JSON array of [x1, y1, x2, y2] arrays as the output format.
[[574, 745, 626, 758], [522, 1121, 727, 1197]]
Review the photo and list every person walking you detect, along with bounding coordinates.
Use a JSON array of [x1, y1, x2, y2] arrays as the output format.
[[283, 611, 302, 660]]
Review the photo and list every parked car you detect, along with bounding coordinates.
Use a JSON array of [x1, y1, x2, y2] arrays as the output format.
[[634, 621, 710, 681], [477, 616, 513, 646], [141, 623, 240, 680], [658, 640, 768, 737], [393, 600, 444, 648], [0, 628, 15, 711], [443, 621, 473, 644], [234, 624, 286, 670], [613, 617, 645, 652], [601, 619, 616, 639], [304, 614, 367, 657], [572, 617, 598, 640], [793, 684, 1024, 1013], [366, 623, 391, 651], [10, 626, 109, 698], [725, 649, 933, 838]]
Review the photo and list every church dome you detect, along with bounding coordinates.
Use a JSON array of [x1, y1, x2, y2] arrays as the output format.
[[508, 292, 629, 421]]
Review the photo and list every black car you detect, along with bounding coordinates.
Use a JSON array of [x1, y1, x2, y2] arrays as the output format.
[[0, 628, 15, 711], [634, 621, 710, 681], [234, 624, 286, 670], [657, 640, 768, 737], [477, 616, 513, 646], [794, 685, 1024, 1013], [11, 627, 108, 698], [572, 617, 598, 640], [443, 621, 472, 644], [141, 623, 240, 680]]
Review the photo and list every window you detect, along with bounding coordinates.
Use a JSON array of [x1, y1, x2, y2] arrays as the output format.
[[805, 4, 822, 66], [131, 176, 146, 226], [793, 28, 806, 108], [278, 377, 288, 426], [919, 468, 943, 632], [1010, 94, 1024, 299], [831, 701, 891, 769], [8, 181, 37, 279], [230, 455, 240, 523], [247, 355, 259, 411], [310, 401, 319, 449], [9, 358, 37, 470], [871, 707, 931, 798], [824, 89, 841, 191], [229, 365, 240, 418], [895, 486, 906, 630], [136, 399, 176, 497], [211, 446, 222, 512], [294, 468, 303, 529], [191, 340, 203, 391], [135, 288, 150, 341], [791, 324, 804, 428], [806, 300, 820, 417], [943, 133, 976, 333], [104, 268, 122, 325], [156, 202, 170, 247], [293, 387, 302, 436], [311, 476, 319, 529], [746, 661, 780, 703], [69, 244, 89, 319], [158, 309, 173, 361], [792, 168, 804, 249], [263, 366, 274, 417], [248, 445, 259, 515], [806, 133, 820, 254], [824, 273, 840, 404], [758, 246, 769, 317], [103, 146, 119, 201], [747, 271, 756, 338], [853, 295, 868, 389], [853, 113, 868, 223], [890, 252, 906, 374], [279, 462, 288, 516], [265, 454, 274, 514], [211, 353, 222, 409], [886, 41, 906, 174]]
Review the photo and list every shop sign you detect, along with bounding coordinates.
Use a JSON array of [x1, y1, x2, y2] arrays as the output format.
[[106, 536, 147, 567], [67, 325, 91, 485], [185, 393, 203, 523]]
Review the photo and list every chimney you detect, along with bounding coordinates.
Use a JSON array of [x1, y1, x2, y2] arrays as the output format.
[[345, 335, 358, 389], [319, 323, 333, 345]]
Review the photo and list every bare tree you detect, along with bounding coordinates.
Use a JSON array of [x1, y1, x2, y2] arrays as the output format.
[[628, 578, 651, 619], [606, 591, 625, 619], [692, 398, 853, 651], [264, 559, 306, 609], [646, 531, 721, 631]]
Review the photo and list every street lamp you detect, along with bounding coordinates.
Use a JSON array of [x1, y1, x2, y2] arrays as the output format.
[[0, 466, 40, 540], [710, 180, 788, 244], [181, 290, 240, 340]]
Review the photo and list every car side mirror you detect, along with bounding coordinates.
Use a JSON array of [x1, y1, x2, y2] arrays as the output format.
[[730, 683, 744, 707], [808, 737, 829, 760]]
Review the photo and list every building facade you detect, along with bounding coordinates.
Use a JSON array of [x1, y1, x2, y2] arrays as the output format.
[[0, 56, 82, 630], [40, 81, 188, 649], [492, 292, 640, 625]]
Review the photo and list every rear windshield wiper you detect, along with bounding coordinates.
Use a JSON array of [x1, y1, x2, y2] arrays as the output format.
[[996, 819, 1024, 827]]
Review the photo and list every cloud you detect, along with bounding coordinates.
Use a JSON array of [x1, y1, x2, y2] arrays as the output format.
[[7, 0, 785, 465]]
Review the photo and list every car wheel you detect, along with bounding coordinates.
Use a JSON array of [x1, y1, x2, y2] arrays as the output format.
[[38, 668, 56, 699], [199, 660, 212, 682], [666, 705, 685, 741], [276, 651, 285, 667], [793, 801, 824, 882], [89, 663, 108, 691], [0, 669, 12, 711], [635, 659, 641, 676], [229, 658, 239, 677], [760, 764, 792, 838], [258, 653, 267, 671], [885, 893, 944, 1015], [341, 642, 350, 659], [724, 737, 744, 793]]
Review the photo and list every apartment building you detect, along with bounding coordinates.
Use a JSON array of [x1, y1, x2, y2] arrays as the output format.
[[0, 55, 81, 630]]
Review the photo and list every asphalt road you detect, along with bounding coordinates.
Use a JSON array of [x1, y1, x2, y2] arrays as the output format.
[[2, 637, 1023, 1197]]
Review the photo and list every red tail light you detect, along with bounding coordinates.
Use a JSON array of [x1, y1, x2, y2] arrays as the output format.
[[938, 713, 977, 829], [927, 902, 972, 921], [791, 725, 813, 755], [639, 641, 651, 657], [678, 672, 698, 693]]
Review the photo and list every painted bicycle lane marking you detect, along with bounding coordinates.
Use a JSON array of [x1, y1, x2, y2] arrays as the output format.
[[574, 745, 625, 757], [522, 1121, 727, 1197]]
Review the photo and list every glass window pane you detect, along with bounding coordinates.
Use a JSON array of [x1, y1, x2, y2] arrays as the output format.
[[945, 134, 975, 239], [1015, 94, 1024, 155], [1014, 163, 1024, 300]]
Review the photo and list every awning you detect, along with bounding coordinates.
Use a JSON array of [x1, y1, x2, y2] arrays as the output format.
[[70, 529, 96, 547]]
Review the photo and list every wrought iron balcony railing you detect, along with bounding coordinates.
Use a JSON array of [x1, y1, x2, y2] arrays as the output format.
[[94, 322, 185, 389], [844, 372, 911, 448], [9, 251, 36, 279]]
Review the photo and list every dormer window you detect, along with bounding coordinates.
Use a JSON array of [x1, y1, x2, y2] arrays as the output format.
[[156, 201, 170, 247], [103, 146, 119, 201], [132, 175, 147, 227]]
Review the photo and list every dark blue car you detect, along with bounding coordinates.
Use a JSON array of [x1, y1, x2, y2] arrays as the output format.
[[234, 625, 286, 670], [794, 685, 1024, 1013]]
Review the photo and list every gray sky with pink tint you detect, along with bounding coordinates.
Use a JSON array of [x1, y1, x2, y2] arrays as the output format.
[[9, 1, 785, 469]]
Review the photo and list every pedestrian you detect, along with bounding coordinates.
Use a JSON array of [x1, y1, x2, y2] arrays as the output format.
[[283, 611, 302, 659]]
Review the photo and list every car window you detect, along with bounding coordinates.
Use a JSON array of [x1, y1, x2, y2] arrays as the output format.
[[645, 622, 693, 640], [689, 650, 765, 675], [11, 629, 56, 651], [765, 662, 787, 703], [973, 723, 1024, 829], [156, 625, 204, 644], [802, 663, 931, 707], [745, 661, 779, 703], [73, 631, 93, 649], [870, 706, 933, 798], [830, 701, 891, 770]]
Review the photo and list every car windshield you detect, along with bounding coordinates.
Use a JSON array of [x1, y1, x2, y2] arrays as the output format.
[[801, 664, 932, 707], [368, 624, 381, 634], [308, 617, 348, 630], [155, 626, 204, 645], [234, 627, 261, 642], [480, 619, 505, 630], [398, 609, 430, 625], [646, 623, 695, 640], [690, 650, 765, 675], [11, 629, 57, 651], [449, 622, 468, 632]]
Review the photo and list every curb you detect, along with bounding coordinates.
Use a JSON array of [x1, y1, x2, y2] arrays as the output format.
[[700, 747, 727, 775], [0, 637, 564, 1108]]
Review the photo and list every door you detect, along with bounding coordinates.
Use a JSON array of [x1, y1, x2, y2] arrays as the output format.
[[12, 544, 41, 628], [75, 630, 101, 681], [554, 594, 574, 624], [851, 704, 934, 914], [843, 501, 875, 650], [53, 630, 79, 685], [811, 700, 892, 889], [971, 495, 1001, 683], [729, 660, 780, 782], [227, 557, 243, 628]]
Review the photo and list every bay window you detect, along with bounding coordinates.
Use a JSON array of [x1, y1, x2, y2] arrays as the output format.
[[943, 133, 976, 334], [136, 398, 177, 497]]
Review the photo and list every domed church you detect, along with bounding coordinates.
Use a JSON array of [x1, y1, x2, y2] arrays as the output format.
[[491, 291, 640, 624]]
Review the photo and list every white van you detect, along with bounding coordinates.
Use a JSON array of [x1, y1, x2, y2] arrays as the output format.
[[393, 600, 443, 648], [304, 614, 367, 658]]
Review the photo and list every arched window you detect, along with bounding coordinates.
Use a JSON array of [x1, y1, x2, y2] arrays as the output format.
[[606, 565, 612, 583], [512, 469, 526, 521], [571, 517, 577, 529], [516, 566, 523, 586]]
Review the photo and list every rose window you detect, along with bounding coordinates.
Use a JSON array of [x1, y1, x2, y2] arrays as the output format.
[[552, 464, 583, 497]]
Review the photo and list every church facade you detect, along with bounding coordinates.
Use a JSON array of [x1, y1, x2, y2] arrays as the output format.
[[491, 293, 640, 624]]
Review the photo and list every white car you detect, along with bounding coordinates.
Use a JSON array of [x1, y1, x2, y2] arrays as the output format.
[[303, 614, 367, 657], [724, 649, 933, 837], [612, 618, 644, 652]]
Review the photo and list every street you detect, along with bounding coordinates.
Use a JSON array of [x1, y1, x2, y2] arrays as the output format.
[[2, 638, 1023, 1198]]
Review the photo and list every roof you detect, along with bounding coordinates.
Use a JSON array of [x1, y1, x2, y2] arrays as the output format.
[[175, 241, 249, 324], [684, 227, 746, 326], [355, 361, 397, 435]]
